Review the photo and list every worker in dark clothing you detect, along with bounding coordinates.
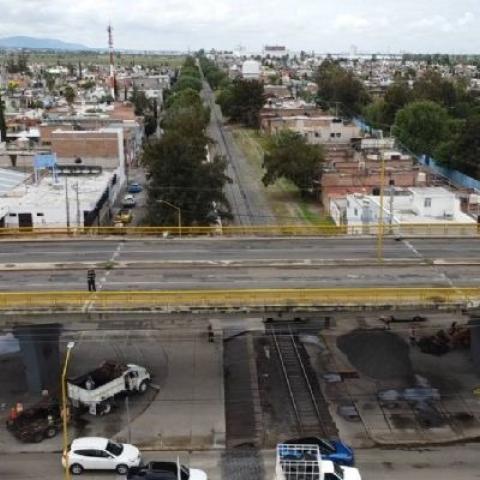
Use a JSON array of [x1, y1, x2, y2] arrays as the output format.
[[87, 269, 96, 292]]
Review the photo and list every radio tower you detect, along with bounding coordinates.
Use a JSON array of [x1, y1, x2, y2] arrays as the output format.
[[107, 24, 116, 100]]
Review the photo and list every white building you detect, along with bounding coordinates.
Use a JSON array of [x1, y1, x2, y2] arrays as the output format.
[[331, 187, 476, 233], [241, 60, 261, 80], [0, 171, 122, 229]]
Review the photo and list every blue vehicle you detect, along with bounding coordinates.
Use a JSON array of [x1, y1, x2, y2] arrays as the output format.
[[281, 437, 355, 466], [127, 182, 143, 194]]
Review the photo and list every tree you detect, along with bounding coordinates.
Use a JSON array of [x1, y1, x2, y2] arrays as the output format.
[[314, 59, 370, 115], [130, 85, 151, 116], [412, 70, 458, 108], [172, 75, 202, 93], [262, 130, 325, 197], [393, 101, 451, 156], [218, 79, 264, 128], [142, 131, 231, 225], [64, 85, 76, 106], [0, 94, 6, 143], [435, 114, 480, 178]]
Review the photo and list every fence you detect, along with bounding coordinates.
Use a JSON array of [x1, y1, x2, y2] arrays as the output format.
[[0, 287, 478, 311], [0, 223, 478, 238]]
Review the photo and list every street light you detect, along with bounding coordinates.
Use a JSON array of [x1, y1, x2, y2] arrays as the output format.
[[62, 341, 75, 480], [157, 200, 182, 238]]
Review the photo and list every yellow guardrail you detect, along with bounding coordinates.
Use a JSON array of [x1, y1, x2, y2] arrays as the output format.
[[0, 223, 478, 237], [0, 287, 478, 310]]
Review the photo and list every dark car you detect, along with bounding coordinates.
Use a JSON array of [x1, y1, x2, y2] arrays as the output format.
[[127, 461, 207, 480], [127, 182, 143, 194], [282, 437, 355, 466]]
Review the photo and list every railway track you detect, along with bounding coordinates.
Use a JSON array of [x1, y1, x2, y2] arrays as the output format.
[[269, 325, 337, 437]]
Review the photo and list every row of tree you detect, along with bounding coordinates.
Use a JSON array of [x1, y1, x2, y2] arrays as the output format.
[[315, 59, 480, 179], [199, 55, 265, 128], [142, 57, 231, 226]]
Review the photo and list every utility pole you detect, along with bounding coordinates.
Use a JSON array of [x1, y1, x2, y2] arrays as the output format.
[[75, 182, 81, 227], [376, 154, 385, 262], [65, 177, 71, 229]]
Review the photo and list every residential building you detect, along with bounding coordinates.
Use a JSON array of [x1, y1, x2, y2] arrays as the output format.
[[330, 187, 475, 233], [242, 60, 261, 80]]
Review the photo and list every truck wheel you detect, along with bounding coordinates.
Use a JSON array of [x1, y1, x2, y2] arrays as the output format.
[[45, 426, 58, 438], [100, 402, 112, 415], [138, 380, 149, 393], [70, 464, 84, 475], [116, 464, 128, 475]]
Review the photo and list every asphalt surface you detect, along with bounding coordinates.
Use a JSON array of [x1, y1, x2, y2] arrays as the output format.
[[202, 80, 274, 226], [2, 445, 480, 480], [0, 237, 479, 264], [0, 237, 479, 291]]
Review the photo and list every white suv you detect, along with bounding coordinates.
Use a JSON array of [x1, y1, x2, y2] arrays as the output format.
[[62, 437, 141, 475]]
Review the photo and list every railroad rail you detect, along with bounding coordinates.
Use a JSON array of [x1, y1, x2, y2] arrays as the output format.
[[269, 325, 331, 435]]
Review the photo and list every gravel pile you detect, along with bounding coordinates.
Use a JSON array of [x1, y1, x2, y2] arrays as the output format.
[[337, 329, 413, 380]]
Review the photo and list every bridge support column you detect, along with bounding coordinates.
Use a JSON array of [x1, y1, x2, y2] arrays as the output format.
[[469, 314, 480, 372], [13, 324, 62, 394]]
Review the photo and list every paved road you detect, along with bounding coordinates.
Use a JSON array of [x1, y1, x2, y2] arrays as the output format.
[[0, 237, 478, 264], [1, 264, 479, 291], [202, 80, 274, 225], [0, 238, 479, 290], [2, 445, 480, 479]]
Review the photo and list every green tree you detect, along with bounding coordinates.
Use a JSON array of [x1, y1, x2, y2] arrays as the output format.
[[142, 131, 231, 225], [173, 75, 202, 92], [315, 59, 370, 115], [64, 85, 76, 106], [393, 101, 451, 156], [130, 85, 151, 115], [218, 78, 264, 128], [262, 130, 325, 197], [435, 114, 480, 178]]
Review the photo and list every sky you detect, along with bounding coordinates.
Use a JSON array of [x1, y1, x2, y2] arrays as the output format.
[[0, 0, 479, 53]]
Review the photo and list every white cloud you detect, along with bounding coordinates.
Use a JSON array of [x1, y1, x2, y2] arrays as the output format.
[[333, 14, 370, 31], [0, 0, 478, 52]]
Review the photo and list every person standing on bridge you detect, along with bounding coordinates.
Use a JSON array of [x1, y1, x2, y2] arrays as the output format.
[[87, 269, 96, 292]]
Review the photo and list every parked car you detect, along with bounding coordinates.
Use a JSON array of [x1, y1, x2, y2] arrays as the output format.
[[62, 437, 141, 475], [6, 397, 62, 443], [128, 461, 208, 480], [114, 209, 133, 224], [127, 182, 143, 194], [122, 194, 137, 208], [282, 436, 355, 466]]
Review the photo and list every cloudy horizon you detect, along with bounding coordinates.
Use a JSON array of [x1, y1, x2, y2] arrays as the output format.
[[0, 0, 479, 53]]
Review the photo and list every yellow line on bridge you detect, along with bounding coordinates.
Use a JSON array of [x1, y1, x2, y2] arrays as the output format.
[[0, 223, 478, 237], [0, 287, 478, 310]]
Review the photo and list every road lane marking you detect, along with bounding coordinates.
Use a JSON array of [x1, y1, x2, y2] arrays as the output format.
[[402, 240, 422, 258]]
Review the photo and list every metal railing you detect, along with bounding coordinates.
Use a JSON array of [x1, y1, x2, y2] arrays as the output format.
[[0, 287, 478, 311], [0, 223, 478, 237]]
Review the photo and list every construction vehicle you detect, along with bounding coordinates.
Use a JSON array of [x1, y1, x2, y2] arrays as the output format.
[[67, 362, 150, 415], [6, 397, 63, 443]]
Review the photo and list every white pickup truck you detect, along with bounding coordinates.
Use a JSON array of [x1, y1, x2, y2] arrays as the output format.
[[67, 362, 151, 415], [275, 444, 361, 480]]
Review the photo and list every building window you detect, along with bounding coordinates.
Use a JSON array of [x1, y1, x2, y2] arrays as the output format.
[[354, 208, 358, 216], [9, 213, 17, 217], [336, 132, 341, 138], [424, 198, 432, 207], [314, 132, 320, 138], [36, 213, 44, 217], [330, 133, 335, 138]]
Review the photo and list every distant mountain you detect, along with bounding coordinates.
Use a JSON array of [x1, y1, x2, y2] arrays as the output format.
[[0, 36, 90, 51]]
